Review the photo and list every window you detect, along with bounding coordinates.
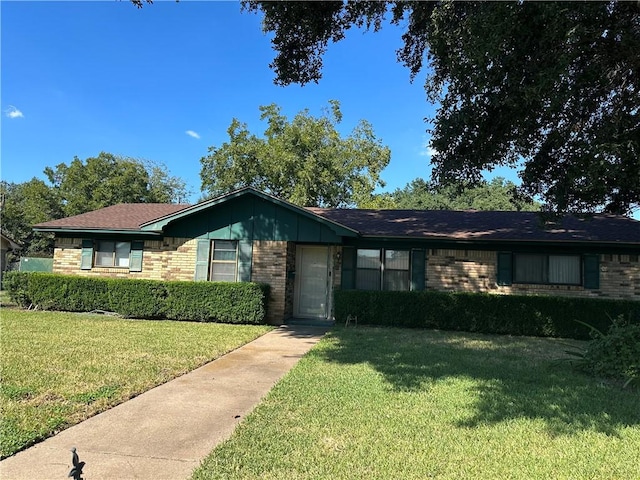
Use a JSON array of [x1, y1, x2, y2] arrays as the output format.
[[355, 248, 410, 291], [356, 249, 381, 290], [384, 250, 410, 291], [95, 241, 130, 268], [210, 240, 238, 282], [513, 254, 581, 285]]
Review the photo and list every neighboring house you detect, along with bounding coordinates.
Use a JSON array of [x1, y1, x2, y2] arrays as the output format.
[[33, 187, 640, 324], [0, 231, 21, 282]]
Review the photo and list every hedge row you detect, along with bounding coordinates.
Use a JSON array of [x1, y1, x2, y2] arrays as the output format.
[[3, 272, 270, 324], [334, 290, 640, 340]]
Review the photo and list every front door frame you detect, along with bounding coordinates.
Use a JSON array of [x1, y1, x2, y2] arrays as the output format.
[[293, 245, 332, 319]]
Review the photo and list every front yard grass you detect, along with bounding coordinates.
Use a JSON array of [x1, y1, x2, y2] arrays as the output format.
[[0, 309, 272, 458], [193, 326, 640, 480]]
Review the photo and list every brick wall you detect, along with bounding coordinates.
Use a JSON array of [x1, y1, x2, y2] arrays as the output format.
[[251, 240, 294, 324], [52, 237, 198, 281], [427, 249, 640, 300]]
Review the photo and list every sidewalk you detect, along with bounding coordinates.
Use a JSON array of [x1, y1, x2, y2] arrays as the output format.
[[0, 326, 329, 480]]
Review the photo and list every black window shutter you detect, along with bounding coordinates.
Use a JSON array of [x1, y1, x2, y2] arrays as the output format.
[[411, 249, 426, 291], [497, 252, 513, 286], [583, 254, 600, 289], [341, 246, 356, 290], [80, 239, 93, 270]]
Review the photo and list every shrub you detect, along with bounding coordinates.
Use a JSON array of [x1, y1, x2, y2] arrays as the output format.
[[164, 282, 270, 324], [105, 279, 168, 319], [4, 273, 270, 324], [334, 289, 639, 340], [580, 316, 640, 387], [27, 273, 110, 312], [3, 271, 32, 308]]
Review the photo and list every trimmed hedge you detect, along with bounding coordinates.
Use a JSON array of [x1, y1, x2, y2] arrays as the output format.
[[3, 272, 269, 324], [164, 282, 270, 323], [334, 289, 640, 340]]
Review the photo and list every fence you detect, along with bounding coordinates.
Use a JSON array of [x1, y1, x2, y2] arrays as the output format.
[[19, 257, 54, 272]]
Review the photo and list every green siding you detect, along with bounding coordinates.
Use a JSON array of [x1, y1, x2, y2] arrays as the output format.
[[165, 195, 342, 244]]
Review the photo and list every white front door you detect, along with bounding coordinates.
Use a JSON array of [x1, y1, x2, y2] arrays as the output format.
[[294, 246, 330, 318]]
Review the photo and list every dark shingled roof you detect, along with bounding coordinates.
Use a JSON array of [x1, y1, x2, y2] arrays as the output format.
[[34, 198, 640, 245], [307, 208, 640, 244], [34, 203, 191, 231]]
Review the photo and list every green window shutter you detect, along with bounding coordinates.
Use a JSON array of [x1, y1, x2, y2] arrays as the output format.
[[497, 252, 513, 286], [194, 239, 211, 281], [341, 246, 356, 290], [411, 249, 426, 291], [237, 240, 253, 282], [80, 239, 93, 270], [583, 254, 600, 289], [129, 240, 144, 272]]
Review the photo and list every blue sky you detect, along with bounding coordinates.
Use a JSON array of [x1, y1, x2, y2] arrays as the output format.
[[2, 1, 518, 203]]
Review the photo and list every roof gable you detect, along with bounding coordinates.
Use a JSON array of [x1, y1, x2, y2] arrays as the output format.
[[140, 187, 357, 237]]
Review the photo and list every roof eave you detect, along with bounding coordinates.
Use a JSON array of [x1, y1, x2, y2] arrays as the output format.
[[32, 227, 163, 236], [356, 234, 640, 248]]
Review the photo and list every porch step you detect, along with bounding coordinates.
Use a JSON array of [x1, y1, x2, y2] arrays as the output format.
[[285, 318, 335, 328]]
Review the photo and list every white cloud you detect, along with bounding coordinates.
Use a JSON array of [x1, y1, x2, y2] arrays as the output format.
[[5, 105, 24, 119], [419, 136, 438, 158], [425, 146, 438, 158], [185, 130, 200, 139]]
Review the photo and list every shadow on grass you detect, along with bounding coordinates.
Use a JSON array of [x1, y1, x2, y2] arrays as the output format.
[[317, 326, 640, 437]]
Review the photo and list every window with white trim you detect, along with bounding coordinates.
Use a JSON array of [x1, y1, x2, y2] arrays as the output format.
[[210, 240, 238, 282], [95, 241, 130, 268], [355, 248, 410, 291], [513, 253, 581, 285]]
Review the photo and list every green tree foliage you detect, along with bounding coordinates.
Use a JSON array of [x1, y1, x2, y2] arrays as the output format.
[[1, 153, 188, 257], [389, 177, 541, 211], [200, 101, 390, 207], [243, 1, 640, 215], [45, 152, 189, 216], [0, 179, 62, 258]]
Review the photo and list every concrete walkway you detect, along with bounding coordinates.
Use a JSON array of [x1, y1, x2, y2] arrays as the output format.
[[0, 326, 329, 480]]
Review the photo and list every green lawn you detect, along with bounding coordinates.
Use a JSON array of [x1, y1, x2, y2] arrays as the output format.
[[0, 309, 272, 458], [193, 327, 640, 480]]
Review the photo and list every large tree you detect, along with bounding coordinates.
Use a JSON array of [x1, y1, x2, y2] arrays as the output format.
[[45, 152, 189, 216], [242, 1, 640, 215], [200, 101, 390, 207], [0, 179, 62, 258]]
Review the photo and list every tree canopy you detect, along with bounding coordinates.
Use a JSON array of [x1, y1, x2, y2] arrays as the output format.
[[387, 177, 540, 211], [243, 1, 640, 215], [0, 179, 62, 258], [200, 101, 390, 207], [1, 153, 189, 257], [45, 152, 189, 216]]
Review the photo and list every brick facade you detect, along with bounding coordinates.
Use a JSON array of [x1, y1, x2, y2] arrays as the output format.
[[50, 240, 638, 326], [52, 237, 198, 281], [250, 240, 296, 323], [427, 249, 640, 300]]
